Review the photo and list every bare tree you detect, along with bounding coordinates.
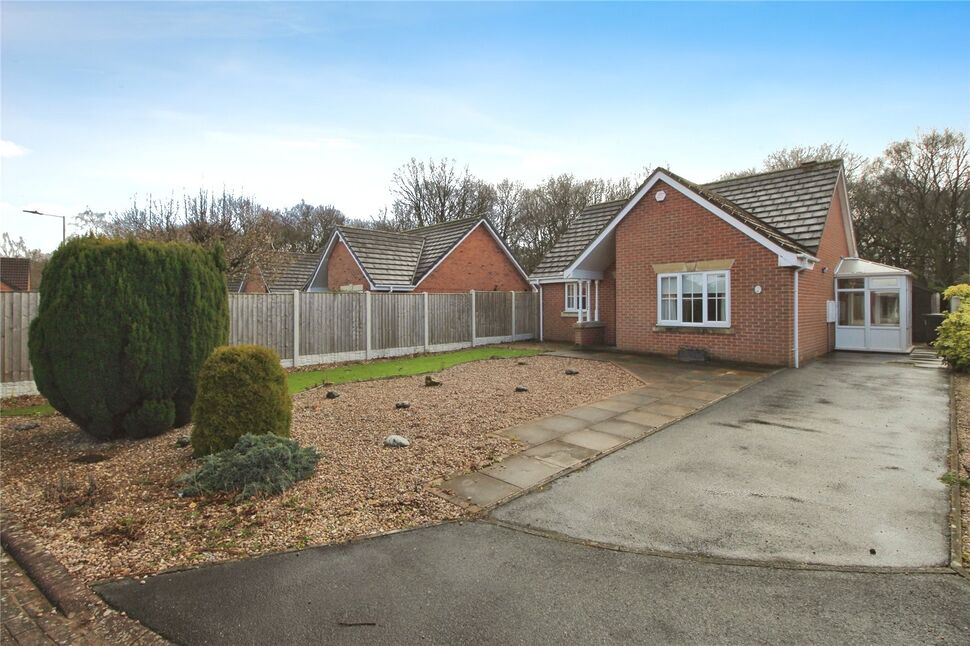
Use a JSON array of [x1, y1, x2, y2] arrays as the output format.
[[390, 158, 495, 228], [718, 142, 866, 182]]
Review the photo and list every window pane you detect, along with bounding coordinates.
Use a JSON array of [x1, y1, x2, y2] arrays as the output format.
[[870, 291, 900, 326], [870, 277, 899, 289], [682, 273, 703, 323], [838, 291, 865, 326], [706, 273, 726, 296], [661, 276, 677, 296], [707, 295, 726, 322], [837, 278, 864, 290]]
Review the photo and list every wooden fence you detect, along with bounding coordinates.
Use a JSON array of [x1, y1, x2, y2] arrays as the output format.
[[1, 290, 538, 396]]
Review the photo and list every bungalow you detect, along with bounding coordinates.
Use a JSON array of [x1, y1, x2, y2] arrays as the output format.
[[310, 217, 531, 293], [228, 251, 323, 293], [530, 160, 911, 367]]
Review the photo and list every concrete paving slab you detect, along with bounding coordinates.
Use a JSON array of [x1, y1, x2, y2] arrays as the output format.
[[494, 354, 951, 567], [692, 381, 745, 394], [482, 455, 563, 489], [96, 522, 970, 646], [639, 402, 696, 418], [437, 472, 520, 507], [535, 415, 589, 434], [561, 406, 618, 423], [559, 429, 627, 452], [611, 392, 658, 406], [498, 423, 564, 446], [522, 440, 598, 469], [615, 409, 675, 428], [588, 398, 639, 413], [659, 394, 709, 409], [590, 419, 652, 440], [676, 387, 725, 403], [634, 386, 682, 397]]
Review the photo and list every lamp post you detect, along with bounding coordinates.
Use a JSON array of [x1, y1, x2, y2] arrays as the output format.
[[22, 209, 66, 244]]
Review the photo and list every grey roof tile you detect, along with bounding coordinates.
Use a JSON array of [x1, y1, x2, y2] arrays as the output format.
[[529, 200, 627, 279], [337, 226, 425, 286], [410, 218, 480, 279], [261, 251, 323, 292]]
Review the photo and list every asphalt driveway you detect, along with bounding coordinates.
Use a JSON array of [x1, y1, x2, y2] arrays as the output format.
[[494, 352, 952, 567]]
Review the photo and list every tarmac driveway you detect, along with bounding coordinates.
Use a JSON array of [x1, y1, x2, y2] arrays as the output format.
[[493, 352, 952, 567]]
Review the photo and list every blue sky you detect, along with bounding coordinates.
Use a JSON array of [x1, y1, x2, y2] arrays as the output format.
[[2, 1, 969, 252]]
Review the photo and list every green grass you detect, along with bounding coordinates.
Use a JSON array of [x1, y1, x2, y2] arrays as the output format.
[[941, 471, 970, 488], [0, 403, 57, 418], [286, 346, 543, 394]]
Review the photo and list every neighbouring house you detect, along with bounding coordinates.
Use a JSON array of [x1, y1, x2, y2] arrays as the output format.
[[228, 251, 323, 293], [310, 217, 532, 293], [0, 257, 33, 292], [530, 160, 913, 367]]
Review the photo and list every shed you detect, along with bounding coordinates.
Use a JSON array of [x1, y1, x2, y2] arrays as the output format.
[[834, 257, 912, 353]]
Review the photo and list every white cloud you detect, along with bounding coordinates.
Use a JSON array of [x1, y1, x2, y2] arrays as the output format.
[[0, 140, 30, 158]]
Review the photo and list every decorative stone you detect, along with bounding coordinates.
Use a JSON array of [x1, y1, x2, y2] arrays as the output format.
[[325, 390, 340, 399], [13, 422, 40, 431], [517, 361, 528, 366], [514, 385, 529, 393], [384, 434, 410, 448], [425, 376, 442, 387], [175, 435, 191, 448], [395, 401, 411, 409], [565, 369, 579, 375]]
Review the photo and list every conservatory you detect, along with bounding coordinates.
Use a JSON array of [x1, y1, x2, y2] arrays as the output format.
[[834, 258, 913, 353]]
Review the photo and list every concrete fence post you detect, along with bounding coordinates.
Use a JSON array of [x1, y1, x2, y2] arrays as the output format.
[[470, 290, 476, 347], [292, 290, 301, 366], [423, 291, 430, 352], [365, 291, 372, 360], [510, 291, 516, 341]]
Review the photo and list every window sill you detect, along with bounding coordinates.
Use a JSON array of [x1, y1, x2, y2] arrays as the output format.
[[653, 325, 734, 335], [560, 311, 579, 318]]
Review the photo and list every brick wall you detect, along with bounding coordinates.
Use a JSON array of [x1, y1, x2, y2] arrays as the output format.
[[796, 177, 852, 364], [417, 225, 530, 293], [240, 267, 268, 293], [614, 180, 795, 366], [326, 241, 370, 291], [538, 264, 616, 344]]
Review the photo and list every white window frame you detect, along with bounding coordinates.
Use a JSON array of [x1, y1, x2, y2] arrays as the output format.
[[564, 281, 587, 312], [656, 270, 731, 328]]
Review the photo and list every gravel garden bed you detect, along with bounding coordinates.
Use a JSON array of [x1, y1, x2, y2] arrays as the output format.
[[954, 374, 970, 565], [0, 354, 640, 583]]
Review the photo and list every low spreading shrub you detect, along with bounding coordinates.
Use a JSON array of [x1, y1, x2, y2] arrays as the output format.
[[935, 301, 970, 371], [177, 434, 319, 500], [191, 345, 292, 457]]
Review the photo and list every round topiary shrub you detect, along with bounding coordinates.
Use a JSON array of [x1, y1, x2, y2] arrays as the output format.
[[191, 344, 292, 456], [29, 237, 229, 440]]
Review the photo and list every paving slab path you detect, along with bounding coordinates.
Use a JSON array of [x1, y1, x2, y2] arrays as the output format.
[[95, 351, 970, 645]]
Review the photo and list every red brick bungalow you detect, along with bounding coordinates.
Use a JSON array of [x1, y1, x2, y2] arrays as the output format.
[[310, 217, 531, 293], [530, 161, 871, 367]]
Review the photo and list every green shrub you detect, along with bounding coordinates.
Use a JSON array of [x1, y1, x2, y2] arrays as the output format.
[[177, 434, 319, 500], [29, 237, 229, 439], [934, 299, 970, 371], [191, 345, 292, 456], [943, 284, 970, 301]]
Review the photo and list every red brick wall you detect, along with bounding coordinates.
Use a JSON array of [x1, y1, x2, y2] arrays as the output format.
[[540, 282, 576, 341], [614, 180, 795, 366], [327, 241, 370, 291], [240, 267, 267, 293], [796, 178, 852, 364], [417, 225, 530, 293]]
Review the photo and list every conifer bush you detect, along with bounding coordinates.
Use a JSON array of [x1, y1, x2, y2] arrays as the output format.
[[177, 433, 319, 500], [935, 284, 970, 371], [29, 237, 229, 439], [190, 345, 292, 457]]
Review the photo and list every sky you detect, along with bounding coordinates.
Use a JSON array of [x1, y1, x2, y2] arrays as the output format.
[[2, 1, 969, 253]]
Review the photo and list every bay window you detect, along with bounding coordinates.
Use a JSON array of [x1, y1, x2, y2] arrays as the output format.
[[657, 271, 730, 327]]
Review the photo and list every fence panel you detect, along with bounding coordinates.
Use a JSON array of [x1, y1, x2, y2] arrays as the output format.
[[475, 291, 512, 339], [300, 292, 365, 357], [1, 292, 39, 384], [229, 293, 294, 361], [428, 293, 471, 346], [514, 291, 538, 337], [371, 293, 424, 351]]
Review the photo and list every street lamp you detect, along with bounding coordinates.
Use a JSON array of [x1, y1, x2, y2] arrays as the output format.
[[22, 209, 66, 243]]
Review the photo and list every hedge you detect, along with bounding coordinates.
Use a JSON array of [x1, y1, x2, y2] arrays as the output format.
[[28, 237, 229, 439]]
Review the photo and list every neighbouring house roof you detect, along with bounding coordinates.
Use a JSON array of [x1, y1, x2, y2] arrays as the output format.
[[229, 251, 322, 292], [0, 257, 31, 291], [835, 257, 910, 277], [530, 200, 627, 280], [530, 161, 846, 281], [323, 217, 527, 290], [703, 160, 843, 252]]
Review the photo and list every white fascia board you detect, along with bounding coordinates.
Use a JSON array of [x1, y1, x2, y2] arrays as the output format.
[[564, 269, 604, 280], [836, 169, 859, 257], [308, 230, 377, 291], [564, 169, 812, 274], [530, 277, 571, 284], [413, 220, 531, 289]]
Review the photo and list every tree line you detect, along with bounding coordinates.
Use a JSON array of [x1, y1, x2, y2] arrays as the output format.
[[5, 128, 966, 289]]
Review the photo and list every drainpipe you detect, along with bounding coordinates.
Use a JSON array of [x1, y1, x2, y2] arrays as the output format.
[[538, 284, 544, 342], [793, 269, 801, 368]]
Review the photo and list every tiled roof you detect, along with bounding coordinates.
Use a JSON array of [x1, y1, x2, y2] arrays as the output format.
[[261, 251, 323, 292], [529, 200, 627, 279], [411, 218, 480, 279], [336, 226, 425, 287], [703, 160, 843, 252], [0, 257, 31, 291]]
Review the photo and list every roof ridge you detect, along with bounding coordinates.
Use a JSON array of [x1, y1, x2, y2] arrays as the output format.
[[337, 224, 424, 238], [704, 159, 843, 186], [408, 216, 482, 232]]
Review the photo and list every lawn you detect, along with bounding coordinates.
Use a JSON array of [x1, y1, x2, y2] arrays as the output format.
[[286, 345, 544, 393], [0, 346, 546, 416]]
